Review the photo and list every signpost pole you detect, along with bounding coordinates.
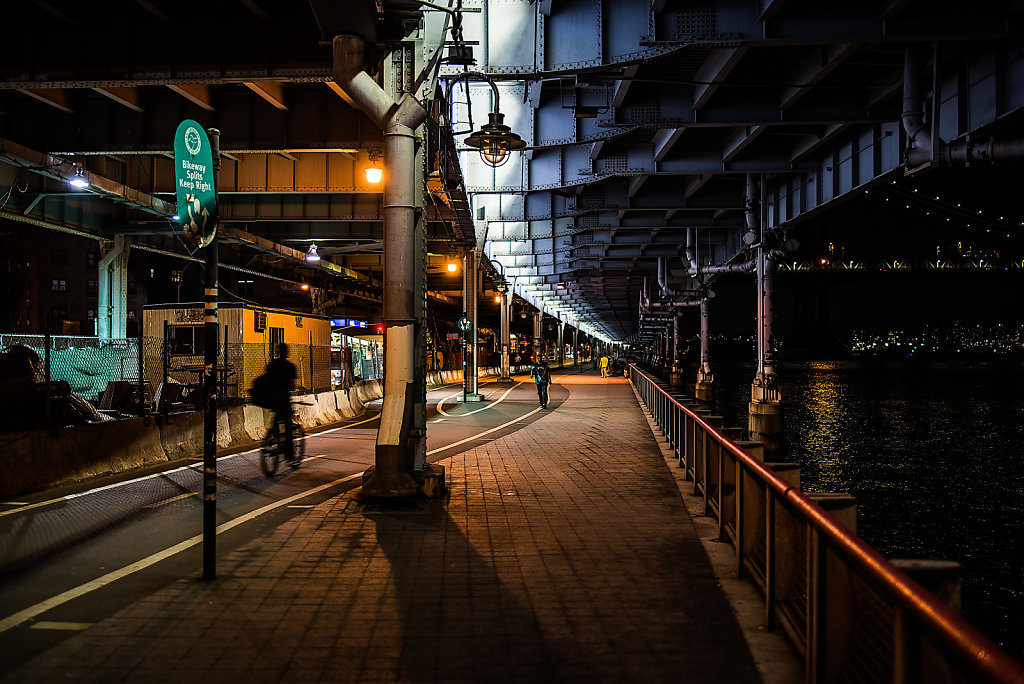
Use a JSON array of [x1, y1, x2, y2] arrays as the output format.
[[202, 128, 220, 580], [175, 118, 219, 578]]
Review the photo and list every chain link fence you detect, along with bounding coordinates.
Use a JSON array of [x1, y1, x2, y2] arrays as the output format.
[[0, 334, 142, 403], [1, 334, 344, 425]]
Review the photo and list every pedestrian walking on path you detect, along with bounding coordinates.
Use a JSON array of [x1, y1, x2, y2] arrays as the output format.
[[530, 357, 551, 408], [600, 354, 609, 377]]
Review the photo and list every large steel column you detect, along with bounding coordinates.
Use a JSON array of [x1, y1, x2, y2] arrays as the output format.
[[573, 327, 579, 369], [669, 314, 684, 387], [695, 297, 714, 403], [556, 317, 564, 368], [533, 311, 543, 362], [747, 174, 783, 452], [462, 248, 482, 400], [96, 234, 130, 340], [334, 35, 428, 498], [499, 288, 511, 381]]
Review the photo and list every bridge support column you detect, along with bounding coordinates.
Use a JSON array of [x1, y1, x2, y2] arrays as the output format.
[[460, 248, 483, 401], [556, 316, 564, 368], [746, 174, 784, 454], [498, 286, 511, 381], [533, 310, 543, 362], [334, 35, 427, 498], [695, 297, 714, 403], [669, 314, 685, 388], [97, 234, 131, 340]]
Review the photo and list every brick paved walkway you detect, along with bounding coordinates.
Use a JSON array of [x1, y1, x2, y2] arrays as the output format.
[[4, 373, 763, 683]]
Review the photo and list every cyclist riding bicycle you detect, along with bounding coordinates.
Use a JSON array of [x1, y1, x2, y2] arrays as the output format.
[[264, 343, 297, 459]]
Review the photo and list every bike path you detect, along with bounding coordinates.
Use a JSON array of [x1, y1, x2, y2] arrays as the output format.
[[2, 371, 766, 683], [0, 375, 561, 671]]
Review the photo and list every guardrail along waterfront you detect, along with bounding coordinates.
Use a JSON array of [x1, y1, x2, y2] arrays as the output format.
[[629, 365, 1024, 683]]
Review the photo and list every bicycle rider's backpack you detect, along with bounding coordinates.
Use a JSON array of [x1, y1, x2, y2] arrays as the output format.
[[535, 365, 549, 383], [249, 372, 274, 408]]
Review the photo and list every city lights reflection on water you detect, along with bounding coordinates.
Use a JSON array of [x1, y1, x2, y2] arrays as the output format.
[[800, 362, 850, 493], [712, 358, 1024, 660]]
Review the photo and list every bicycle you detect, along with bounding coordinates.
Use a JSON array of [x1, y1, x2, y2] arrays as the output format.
[[259, 402, 309, 476]]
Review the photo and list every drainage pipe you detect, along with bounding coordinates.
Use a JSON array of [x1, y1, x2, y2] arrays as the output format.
[[657, 256, 676, 296], [334, 35, 428, 498], [903, 45, 1024, 168], [902, 46, 933, 169]]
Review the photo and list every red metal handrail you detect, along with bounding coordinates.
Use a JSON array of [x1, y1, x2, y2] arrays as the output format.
[[630, 364, 1024, 683]]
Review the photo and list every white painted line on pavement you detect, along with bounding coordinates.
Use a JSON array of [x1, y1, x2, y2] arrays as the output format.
[[30, 621, 93, 631], [436, 381, 523, 417], [0, 472, 363, 634], [427, 406, 542, 456]]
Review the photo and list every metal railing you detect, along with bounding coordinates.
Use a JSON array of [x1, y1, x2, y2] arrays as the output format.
[[629, 364, 1024, 683]]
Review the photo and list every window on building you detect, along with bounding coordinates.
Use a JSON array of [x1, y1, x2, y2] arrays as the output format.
[[51, 279, 67, 292], [87, 280, 98, 295], [87, 252, 99, 267], [51, 248, 67, 264], [149, 268, 156, 279], [51, 307, 68, 320], [171, 270, 183, 283], [168, 325, 205, 355], [269, 327, 285, 356], [87, 309, 96, 320], [127, 281, 136, 295], [239, 279, 254, 296], [127, 310, 137, 321]]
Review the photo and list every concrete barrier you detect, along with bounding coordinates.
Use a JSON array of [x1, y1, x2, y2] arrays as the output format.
[[159, 411, 204, 461], [0, 376, 393, 498], [243, 405, 271, 442], [0, 417, 168, 498]]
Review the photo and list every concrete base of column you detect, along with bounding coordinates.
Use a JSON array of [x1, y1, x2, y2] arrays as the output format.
[[361, 462, 447, 500], [361, 445, 418, 499], [748, 400, 784, 455], [669, 368, 685, 387], [456, 393, 485, 402], [415, 463, 447, 499], [695, 380, 714, 403]]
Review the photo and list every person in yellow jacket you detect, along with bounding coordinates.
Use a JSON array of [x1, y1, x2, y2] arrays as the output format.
[[600, 355, 609, 377]]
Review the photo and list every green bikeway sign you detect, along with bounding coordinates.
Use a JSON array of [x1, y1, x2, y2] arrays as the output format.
[[174, 120, 217, 248]]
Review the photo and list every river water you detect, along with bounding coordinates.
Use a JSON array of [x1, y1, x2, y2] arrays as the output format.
[[704, 358, 1024, 661]]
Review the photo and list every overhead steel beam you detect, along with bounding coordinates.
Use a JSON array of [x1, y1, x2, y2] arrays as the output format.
[[692, 48, 746, 110]]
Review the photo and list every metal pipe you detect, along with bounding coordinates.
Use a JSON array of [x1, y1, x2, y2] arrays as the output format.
[[334, 35, 427, 498], [657, 256, 675, 296], [699, 298, 710, 372], [685, 227, 695, 268], [688, 261, 755, 277], [902, 46, 933, 169]]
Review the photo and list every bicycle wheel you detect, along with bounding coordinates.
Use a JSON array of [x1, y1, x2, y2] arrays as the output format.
[[260, 423, 282, 476], [289, 424, 307, 467]]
